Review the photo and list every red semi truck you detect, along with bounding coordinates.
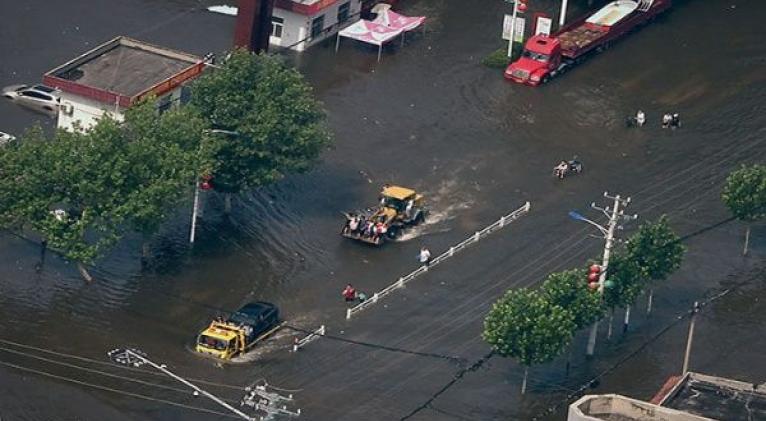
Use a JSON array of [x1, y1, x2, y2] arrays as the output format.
[[505, 0, 671, 86]]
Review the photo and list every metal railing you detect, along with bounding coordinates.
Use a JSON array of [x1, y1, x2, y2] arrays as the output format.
[[290, 325, 326, 353], [345, 201, 531, 320]]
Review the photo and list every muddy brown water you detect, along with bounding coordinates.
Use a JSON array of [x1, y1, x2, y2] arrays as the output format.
[[0, 0, 764, 420]]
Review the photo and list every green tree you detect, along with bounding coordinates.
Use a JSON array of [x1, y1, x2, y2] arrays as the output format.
[[189, 49, 332, 213], [603, 252, 644, 335], [542, 269, 604, 330], [625, 216, 685, 315], [119, 101, 212, 258], [722, 164, 766, 255], [483, 288, 575, 394], [0, 102, 210, 280]]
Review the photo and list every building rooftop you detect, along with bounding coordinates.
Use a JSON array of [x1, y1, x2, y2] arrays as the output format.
[[568, 394, 711, 421], [44, 36, 203, 107], [658, 373, 766, 421]]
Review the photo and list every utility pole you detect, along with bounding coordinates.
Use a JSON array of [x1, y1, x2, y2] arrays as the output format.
[[559, 0, 569, 27], [190, 182, 201, 244], [570, 192, 636, 358], [108, 348, 257, 421], [682, 301, 700, 375], [507, 0, 519, 58], [242, 382, 301, 420]]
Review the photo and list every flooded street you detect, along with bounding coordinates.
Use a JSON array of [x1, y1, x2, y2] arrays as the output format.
[[1, 0, 764, 420]]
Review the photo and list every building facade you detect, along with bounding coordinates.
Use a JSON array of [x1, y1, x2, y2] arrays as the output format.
[[270, 0, 362, 51]]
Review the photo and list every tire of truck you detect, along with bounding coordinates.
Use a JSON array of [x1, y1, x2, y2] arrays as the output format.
[[387, 226, 399, 239], [542, 75, 551, 84], [415, 211, 426, 225]]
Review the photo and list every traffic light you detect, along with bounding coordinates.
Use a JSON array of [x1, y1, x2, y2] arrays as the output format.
[[200, 174, 213, 191], [587, 263, 601, 290]]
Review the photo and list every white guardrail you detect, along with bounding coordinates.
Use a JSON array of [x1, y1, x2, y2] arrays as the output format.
[[291, 325, 326, 352], [345, 201, 531, 320]]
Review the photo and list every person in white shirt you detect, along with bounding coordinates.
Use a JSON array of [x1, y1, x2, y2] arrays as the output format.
[[419, 247, 432, 266]]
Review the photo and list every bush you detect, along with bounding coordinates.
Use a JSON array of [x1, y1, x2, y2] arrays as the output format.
[[482, 45, 522, 68]]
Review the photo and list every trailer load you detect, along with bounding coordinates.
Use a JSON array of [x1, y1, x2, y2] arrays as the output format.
[[505, 0, 672, 86]]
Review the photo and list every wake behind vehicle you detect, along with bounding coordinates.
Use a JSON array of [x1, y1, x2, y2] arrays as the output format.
[[505, 0, 672, 86], [195, 302, 281, 360], [342, 185, 427, 245]]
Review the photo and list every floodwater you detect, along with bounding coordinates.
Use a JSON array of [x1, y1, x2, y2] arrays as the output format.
[[0, 0, 764, 420]]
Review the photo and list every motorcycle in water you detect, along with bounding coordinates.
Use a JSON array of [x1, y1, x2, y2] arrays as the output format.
[[553, 159, 583, 180]]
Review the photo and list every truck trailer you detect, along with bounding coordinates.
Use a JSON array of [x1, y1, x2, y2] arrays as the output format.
[[505, 0, 672, 86]]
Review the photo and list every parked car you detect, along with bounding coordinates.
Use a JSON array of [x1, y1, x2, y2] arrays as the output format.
[[0, 131, 15, 146], [2, 84, 60, 116]]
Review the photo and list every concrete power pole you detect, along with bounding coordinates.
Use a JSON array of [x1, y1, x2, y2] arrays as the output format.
[[682, 301, 700, 375], [108, 348, 257, 421], [581, 192, 634, 358]]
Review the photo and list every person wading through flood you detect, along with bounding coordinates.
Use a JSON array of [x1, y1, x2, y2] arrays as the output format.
[[418, 247, 432, 267], [342, 284, 356, 302]]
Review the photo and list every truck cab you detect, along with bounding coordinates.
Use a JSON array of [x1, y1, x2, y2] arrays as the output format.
[[504, 35, 562, 86]]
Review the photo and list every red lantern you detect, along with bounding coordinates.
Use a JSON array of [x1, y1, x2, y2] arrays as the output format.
[[588, 272, 599, 282], [200, 181, 212, 191], [588, 282, 599, 290], [517, 3, 527, 12], [589, 264, 601, 274]]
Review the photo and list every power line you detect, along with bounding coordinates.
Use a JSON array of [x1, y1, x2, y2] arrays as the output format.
[[284, 324, 466, 365], [0, 359, 241, 419], [400, 351, 494, 420], [0, 338, 245, 391], [530, 275, 758, 420]]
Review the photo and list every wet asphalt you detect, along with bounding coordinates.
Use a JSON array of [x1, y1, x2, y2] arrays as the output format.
[[0, 0, 765, 420]]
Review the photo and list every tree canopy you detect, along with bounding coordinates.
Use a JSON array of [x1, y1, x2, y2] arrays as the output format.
[[722, 164, 766, 223], [603, 252, 644, 309], [190, 49, 332, 194], [483, 288, 575, 367], [0, 101, 207, 279], [624, 215, 685, 282], [542, 269, 604, 330]]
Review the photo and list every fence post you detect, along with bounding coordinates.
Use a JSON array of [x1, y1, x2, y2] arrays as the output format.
[[346, 308, 352, 320], [474, 232, 480, 241], [373, 293, 379, 303], [319, 325, 325, 335], [449, 247, 455, 256], [398, 277, 405, 288], [500, 216, 506, 227]]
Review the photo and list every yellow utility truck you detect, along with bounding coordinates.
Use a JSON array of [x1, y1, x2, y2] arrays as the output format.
[[195, 302, 280, 360]]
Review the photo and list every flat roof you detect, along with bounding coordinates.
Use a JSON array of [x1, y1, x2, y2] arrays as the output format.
[[44, 36, 203, 107], [659, 373, 766, 420]]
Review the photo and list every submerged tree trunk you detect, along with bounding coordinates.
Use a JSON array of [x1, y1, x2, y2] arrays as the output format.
[[521, 367, 529, 395], [607, 308, 614, 340], [743, 225, 751, 256], [77, 262, 94, 282], [224, 193, 232, 215], [623, 305, 631, 333], [141, 241, 151, 267], [35, 240, 48, 272]]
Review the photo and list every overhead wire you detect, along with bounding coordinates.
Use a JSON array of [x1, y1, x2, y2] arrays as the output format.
[[0, 359, 242, 419]]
